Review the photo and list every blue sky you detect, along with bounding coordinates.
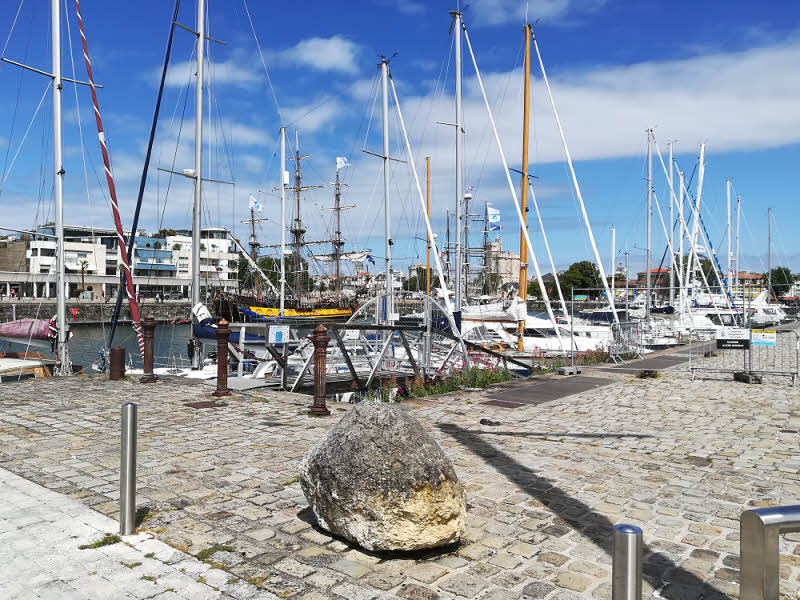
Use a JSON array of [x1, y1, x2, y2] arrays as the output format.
[[1, 0, 799, 283]]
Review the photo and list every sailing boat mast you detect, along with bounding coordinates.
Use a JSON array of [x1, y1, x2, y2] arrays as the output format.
[[768, 207, 772, 300], [52, 0, 69, 373], [646, 128, 652, 319], [517, 23, 531, 351], [333, 170, 343, 300], [290, 132, 308, 301], [451, 9, 463, 329], [279, 126, 286, 316], [190, 0, 205, 369], [380, 58, 393, 323], [426, 156, 431, 297]]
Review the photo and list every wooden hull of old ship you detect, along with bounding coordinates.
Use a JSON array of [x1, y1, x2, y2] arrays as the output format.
[[213, 294, 353, 322]]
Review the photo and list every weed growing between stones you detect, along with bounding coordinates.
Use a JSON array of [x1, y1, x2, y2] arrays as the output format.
[[637, 369, 660, 379], [140, 575, 157, 582], [408, 366, 514, 398], [121, 561, 142, 569], [196, 544, 235, 562], [280, 475, 300, 487], [78, 533, 121, 549]]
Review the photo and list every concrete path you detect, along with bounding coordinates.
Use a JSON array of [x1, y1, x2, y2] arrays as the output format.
[[0, 466, 277, 600]]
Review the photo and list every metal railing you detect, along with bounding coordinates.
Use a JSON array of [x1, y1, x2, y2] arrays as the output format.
[[740, 505, 800, 600], [688, 328, 798, 385]]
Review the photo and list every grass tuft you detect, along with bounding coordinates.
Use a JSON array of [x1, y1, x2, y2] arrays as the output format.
[[79, 533, 121, 550], [196, 544, 235, 562], [121, 561, 142, 569]]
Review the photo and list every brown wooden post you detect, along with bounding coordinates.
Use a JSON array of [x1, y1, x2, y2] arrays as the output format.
[[140, 314, 158, 383], [310, 324, 330, 416], [109, 346, 126, 380], [213, 319, 231, 397]]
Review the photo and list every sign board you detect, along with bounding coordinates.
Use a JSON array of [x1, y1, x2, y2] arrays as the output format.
[[752, 329, 777, 347], [573, 295, 587, 301], [268, 325, 290, 344], [716, 327, 750, 350]]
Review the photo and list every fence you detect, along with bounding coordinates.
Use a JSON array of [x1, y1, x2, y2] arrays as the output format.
[[610, 321, 645, 363], [688, 327, 798, 385]]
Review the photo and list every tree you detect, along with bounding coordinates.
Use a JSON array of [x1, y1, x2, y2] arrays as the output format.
[[403, 267, 440, 292], [478, 273, 502, 295], [764, 267, 793, 298], [78, 259, 89, 290], [558, 261, 601, 297], [157, 228, 177, 238]]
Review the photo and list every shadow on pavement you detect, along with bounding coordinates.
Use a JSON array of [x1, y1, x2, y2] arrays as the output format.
[[437, 423, 728, 600]]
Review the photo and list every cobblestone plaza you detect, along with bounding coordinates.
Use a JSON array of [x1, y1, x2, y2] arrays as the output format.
[[1, 362, 799, 599]]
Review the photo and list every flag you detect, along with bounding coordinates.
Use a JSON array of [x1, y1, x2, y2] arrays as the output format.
[[336, 156, 351, 171], [366, 254, 375, 265], [487, 206, 501, 223], [489, 224, 502, 231], [249, 194, 263, 213]]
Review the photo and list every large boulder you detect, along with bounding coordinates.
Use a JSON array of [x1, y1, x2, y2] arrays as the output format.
[[300, 402, 466, 552]]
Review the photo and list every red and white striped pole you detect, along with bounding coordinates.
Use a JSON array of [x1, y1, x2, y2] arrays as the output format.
[[74, 0, 144, 358]]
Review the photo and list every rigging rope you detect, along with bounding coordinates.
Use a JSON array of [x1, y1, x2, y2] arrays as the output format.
[[73, 0, 144, 357], [108, 0, 181, 350]]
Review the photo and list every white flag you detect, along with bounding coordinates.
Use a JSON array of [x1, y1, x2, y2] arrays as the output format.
[[249, 194, 263, 213], [487, 206, 501, 223], [336, 156, 351, 171]]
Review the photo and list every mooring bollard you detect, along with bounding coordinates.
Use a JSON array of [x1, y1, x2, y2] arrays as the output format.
[[310, 324, 330, 416], [213, 319, 231, 397], [119, 403, 137, 535], [740, 505, 800, 600], [140, 314, 158, 383], [612, 523, 643, 600], [109, 346, 126, 380]]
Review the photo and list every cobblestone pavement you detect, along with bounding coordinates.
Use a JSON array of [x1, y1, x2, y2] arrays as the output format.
[[0, 464, 278, 599], [1, 366, 799, 599]]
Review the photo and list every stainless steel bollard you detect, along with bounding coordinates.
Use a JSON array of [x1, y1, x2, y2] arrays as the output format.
[[612, 523, 643, 600], [119, 403, 137, 535], [740, 505, 800, 600]]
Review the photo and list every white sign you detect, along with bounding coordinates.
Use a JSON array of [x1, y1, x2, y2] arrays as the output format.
[[752, 329, 777, 347], [715, 327, 749, 341], [268, 325, 290, 344]]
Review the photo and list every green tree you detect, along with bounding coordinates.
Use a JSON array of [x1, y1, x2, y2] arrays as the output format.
[[157, 228, 177, 238], [559, 261, 602, 297], [764, 266, 793, 298], [404, 267, 440, 292]]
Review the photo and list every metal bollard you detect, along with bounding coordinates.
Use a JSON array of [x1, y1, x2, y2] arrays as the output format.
[[612, 523, 643, 600], [119, 403, 137, 535], [740, 505, 800, 600], [140, 314, 158, 383], [109, 346, 126, 380], [213, 319, 231, 397], [310, 324, 330, 416]]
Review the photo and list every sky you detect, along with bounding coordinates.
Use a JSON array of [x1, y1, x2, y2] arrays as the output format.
[[1, 0, 799, 284]]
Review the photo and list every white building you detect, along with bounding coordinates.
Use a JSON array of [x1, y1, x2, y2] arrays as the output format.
[[0, 224, 239, 299]]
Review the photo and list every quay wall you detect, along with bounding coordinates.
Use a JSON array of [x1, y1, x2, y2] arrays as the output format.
[[0, 300, 192, 324]]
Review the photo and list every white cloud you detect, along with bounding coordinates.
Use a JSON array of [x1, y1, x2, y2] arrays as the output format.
[[273, 36, 360, 75], [162, 58, 260, 88], [469, 0, 606, 26], [284, 100, 344, 133]]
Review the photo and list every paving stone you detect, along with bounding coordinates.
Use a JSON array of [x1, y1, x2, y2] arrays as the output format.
[[436, 573, 486, 598], [406, 562, 448, 584], [554, 571, 593, 592], [330, 558, 373, 579], [522, 581, 555, 599]]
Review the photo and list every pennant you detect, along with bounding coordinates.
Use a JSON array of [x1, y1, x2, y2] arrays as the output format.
[[366, 254, 376, 265], [336, 156, 351, 171]]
